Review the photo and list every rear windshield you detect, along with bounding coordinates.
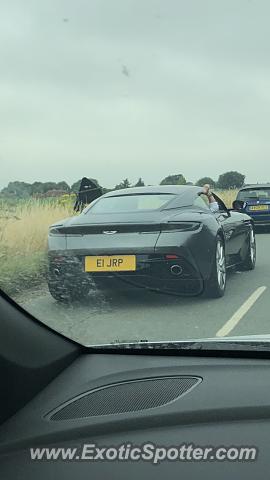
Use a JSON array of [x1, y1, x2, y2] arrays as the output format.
[[87, 194, 175, 213], [237, 188, 270, 201]]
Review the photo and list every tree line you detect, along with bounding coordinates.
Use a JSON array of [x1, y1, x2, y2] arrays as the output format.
[[0, 171, 246, 199]]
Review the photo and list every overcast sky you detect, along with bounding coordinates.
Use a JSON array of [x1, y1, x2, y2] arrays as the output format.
[[1, 0, 270, 189]]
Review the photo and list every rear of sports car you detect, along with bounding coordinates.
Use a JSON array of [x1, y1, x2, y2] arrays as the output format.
[[236, 187, 270, 226], [47, 213, 214, 301]]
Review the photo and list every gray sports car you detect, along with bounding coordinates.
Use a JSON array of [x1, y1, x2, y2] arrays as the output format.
[[47, 185, 256, 301]]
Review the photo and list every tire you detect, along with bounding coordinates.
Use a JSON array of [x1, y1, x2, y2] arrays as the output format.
[[240, 226, 256, 271], [48, 274, 90, 303], [204, 236, 227, 298]]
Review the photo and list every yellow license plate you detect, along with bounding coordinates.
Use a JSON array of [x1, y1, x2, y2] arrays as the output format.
[[249, 205, 269, 211], [85, 255, 136, 272]]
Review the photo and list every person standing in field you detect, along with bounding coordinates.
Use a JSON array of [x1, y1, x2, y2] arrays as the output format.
[[73, 178, 103, 212]]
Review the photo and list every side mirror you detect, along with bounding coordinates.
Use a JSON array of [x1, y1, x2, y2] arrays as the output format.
[[232, 200, 244, 210]]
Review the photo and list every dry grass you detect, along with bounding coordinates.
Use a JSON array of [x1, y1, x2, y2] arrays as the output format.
[[0, 189, 238, 295], [217, 189, 238, 207], [0, 200, 73, 255], [0, 200, 74, 295]]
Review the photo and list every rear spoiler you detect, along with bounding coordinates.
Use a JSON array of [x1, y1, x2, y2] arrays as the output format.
[[49, 222, 201, 236]]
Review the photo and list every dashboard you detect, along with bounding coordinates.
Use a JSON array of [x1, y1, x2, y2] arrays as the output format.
[[0, 352, 270, 479]]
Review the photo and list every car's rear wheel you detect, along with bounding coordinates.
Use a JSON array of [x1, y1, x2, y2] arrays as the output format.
[[48, 274, 90, 302], [204, 236, 227, 298], [240, 226, 256, 271]]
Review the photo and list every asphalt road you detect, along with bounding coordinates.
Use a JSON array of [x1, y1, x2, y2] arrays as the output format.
[[17, 232, 270, 346]]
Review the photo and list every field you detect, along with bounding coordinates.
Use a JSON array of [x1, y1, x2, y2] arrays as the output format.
[[0, 190, 237, 296], [0, 197, 74, 295]]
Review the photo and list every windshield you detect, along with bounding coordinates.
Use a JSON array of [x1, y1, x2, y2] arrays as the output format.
[[237, 188, 270, 201], [87, 194, 175, 213], [0, 0, 269, 348]]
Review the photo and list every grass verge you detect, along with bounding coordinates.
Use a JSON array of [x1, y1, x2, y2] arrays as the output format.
[[0, 251, 48, 296]]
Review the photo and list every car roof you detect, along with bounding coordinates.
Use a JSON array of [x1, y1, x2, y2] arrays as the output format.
[[103, 185, 203, 198], [239, 184, 270, 191]]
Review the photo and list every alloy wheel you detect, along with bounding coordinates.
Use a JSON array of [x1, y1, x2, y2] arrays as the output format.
[[216, 240, 226, 291]]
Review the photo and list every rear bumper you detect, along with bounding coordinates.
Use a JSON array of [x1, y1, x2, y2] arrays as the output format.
[[94, 275, 203, 296], [252, 218, 270, 226], [48, 253, 204, 296], [245, 212, 270, 225]]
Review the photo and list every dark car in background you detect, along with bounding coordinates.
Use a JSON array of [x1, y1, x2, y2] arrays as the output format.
[[233, 184, 270, 226], [47, 186, 256, 302]]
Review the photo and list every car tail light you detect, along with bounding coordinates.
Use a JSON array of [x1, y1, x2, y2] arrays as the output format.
[[49, 227, 63, 235], [161, 222, 201, 232], [165, 254, 179, 259]]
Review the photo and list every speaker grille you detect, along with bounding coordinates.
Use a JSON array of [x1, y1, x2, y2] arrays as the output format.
[[49, 376, 201, 420]]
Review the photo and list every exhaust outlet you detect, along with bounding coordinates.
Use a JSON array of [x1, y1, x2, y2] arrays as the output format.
[[170, 264, 183, 276]]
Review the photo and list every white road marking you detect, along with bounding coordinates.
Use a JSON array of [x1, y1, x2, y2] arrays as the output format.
[[216, 286, 267, 337]]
